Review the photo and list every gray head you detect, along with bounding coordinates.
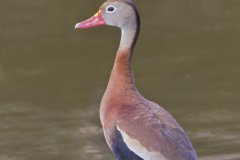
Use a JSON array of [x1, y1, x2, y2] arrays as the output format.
[[75, 0, 140, 50], [100, 0, 140, 30], [75, 0, 140, 31]]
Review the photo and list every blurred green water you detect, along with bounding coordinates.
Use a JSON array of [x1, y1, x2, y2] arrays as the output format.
[[0, 0, 240, 159]]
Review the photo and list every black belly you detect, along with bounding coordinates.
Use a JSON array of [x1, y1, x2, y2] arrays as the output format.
[[110, 127, 143, 160]]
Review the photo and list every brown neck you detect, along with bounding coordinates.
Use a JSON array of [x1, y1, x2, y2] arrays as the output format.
[[103, 36, 139, 103], [102, 6, 141, 102], [106, 48, 136, 94]]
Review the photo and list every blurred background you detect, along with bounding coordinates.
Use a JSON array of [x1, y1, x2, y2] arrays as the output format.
[[0, 0, 240, 159]]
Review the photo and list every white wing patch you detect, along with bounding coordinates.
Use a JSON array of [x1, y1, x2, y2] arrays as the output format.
[[116, 125, 166, 160]]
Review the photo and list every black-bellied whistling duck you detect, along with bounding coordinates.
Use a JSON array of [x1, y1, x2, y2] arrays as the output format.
[[75, 0, 198, 159]]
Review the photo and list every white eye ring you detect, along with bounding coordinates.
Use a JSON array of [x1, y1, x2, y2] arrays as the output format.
[[106, 5, 117, 13]]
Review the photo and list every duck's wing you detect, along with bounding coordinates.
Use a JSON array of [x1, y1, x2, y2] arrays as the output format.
[[115, 102, 198, 160]]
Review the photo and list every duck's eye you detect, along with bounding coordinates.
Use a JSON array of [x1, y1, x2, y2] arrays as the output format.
[[106, 5, 116, 13]]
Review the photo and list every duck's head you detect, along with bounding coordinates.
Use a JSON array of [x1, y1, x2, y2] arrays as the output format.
[[75, 0, 140, 30]]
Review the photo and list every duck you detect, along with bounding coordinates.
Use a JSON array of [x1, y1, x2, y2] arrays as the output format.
[[75, 0, 198, 159]]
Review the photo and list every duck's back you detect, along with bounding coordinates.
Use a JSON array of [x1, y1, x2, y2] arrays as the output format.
[[100, 97, 198, 160]]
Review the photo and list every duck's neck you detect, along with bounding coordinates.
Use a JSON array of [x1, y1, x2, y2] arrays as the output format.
[[104, 19, 140, 101]]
